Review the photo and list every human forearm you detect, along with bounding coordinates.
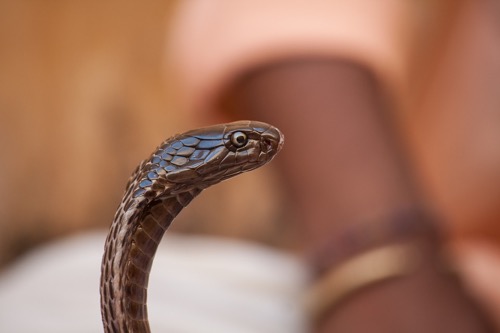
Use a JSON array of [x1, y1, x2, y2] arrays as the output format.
[[223, 58, 493, 332]]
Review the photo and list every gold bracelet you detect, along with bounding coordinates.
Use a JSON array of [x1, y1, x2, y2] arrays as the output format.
[[305, 242, 424, 320]]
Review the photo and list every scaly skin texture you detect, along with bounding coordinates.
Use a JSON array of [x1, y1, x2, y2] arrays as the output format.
[[100, 121, 284, 333]]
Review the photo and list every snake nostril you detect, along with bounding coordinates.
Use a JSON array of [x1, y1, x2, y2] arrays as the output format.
[[262, 138, 273, 152]]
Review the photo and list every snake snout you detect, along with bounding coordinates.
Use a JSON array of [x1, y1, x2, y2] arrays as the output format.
[[261, 127, 284, 155]]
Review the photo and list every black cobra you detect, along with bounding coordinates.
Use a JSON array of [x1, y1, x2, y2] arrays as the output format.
[[100, 120, 284, 333]]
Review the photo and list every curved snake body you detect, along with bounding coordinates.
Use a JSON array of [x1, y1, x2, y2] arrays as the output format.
[[100, 121, 284, 333]]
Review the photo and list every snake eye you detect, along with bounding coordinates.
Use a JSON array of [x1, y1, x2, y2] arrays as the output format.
[[230, 131, 248, 148]]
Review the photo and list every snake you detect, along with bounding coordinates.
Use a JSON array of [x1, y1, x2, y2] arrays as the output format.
[[100, 120, 284, 333]]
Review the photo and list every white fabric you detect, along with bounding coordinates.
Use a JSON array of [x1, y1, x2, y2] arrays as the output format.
[[0, 233, 308, 333]]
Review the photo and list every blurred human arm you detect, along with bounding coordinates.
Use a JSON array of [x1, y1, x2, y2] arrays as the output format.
[[223, 58, 494, 333], [167, 1, 499, 331]]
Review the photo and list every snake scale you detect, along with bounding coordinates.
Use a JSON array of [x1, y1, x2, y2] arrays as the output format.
[[100, 120, 284, 333]]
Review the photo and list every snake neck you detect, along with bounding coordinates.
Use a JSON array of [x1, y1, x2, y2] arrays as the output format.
[[100, 188, 202, 333]]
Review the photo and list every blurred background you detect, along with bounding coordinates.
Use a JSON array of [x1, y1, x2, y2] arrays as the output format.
[[1, 0, 500, 332], [0, 0, 294, 270]]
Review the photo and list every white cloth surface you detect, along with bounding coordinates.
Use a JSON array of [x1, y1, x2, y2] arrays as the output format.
[[0, 232, 308, 333]]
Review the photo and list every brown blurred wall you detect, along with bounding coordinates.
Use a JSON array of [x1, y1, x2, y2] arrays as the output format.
[[0, 1, 288, 268], [0, 1, 178, 265]]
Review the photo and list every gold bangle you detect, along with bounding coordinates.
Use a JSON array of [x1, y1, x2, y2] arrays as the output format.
[[305, 242, 424, 320]]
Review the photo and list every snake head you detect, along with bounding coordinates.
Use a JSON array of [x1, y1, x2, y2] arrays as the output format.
[[132, 120, 284, 197]]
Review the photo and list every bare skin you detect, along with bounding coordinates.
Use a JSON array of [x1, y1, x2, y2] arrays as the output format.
[[223, 59, 494, 332]]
